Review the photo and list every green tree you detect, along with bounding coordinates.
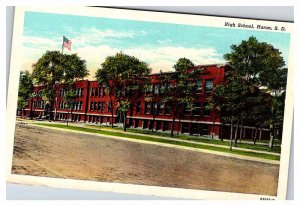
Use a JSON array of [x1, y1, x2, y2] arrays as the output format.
[[212, 71, 254, 150], [64, 89, 77, 127], [32, 51, 88, 120], [96, 52, 151, 131], [161, 58, 203, 137], [18, 71, 34, 118], [207, 94, 222, 139], [224, 36, 287, 148]]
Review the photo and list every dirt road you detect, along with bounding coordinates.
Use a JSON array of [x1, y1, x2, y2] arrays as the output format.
[[11, 123, 279, 196]]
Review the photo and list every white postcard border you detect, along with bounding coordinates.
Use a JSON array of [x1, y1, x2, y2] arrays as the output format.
[[6, 6, 294, 200]]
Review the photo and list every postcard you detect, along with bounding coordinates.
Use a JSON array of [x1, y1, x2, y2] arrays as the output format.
[[6, 7, 294, 200]]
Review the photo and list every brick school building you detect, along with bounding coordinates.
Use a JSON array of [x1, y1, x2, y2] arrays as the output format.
[[18, 64, 271, 140]]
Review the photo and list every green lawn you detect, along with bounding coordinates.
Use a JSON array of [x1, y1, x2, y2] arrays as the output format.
[[86, 125, 281, 154], [34, 123, 280, 161]]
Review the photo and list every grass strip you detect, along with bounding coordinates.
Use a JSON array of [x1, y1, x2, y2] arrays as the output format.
[[87, 125, 281, 154], [35, 123, 280, 161]]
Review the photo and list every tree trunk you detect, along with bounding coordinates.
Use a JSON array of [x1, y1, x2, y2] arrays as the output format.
[[30, 99, 33, 120], [234, 120, 239, 146], [66, 109, 69, 127], [177, 117, 181, 135], [123, 111, 127, 132], [109, 95, 114, 128], [269, 125, 275, 149], [253, 127, 258, 145], [229, 121, 233, 151], [171, 115, 176, 137], [152, 104, 156, 133], [259, 128, 262, 141], [220, 123, 224, 141], [211, 115, 215, 139], [98, 113, 102, 130], [239, 122, 243, 142]]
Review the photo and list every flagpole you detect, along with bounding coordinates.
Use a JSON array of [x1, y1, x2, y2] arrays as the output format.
[[55, 36, 64, 121], [62, 36, 64, 55]]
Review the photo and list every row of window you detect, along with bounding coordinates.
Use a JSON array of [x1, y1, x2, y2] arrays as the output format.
[[32, 90, 43, 97], [35, 80, 213, 101], [89, 101, 112, 112], [33, 100, 44, 109], [33, 100, 210, 116], [151, 79, 213, 95], [133, 120, 209, 135], [183, 102, 211, 116], [87, 79, 213, 97], [90, 87, 106, 97], [58, 101, 83, 111], [60, 88, 85, 97], [143, 102, 171, 115], [142, 102, 210, 116]]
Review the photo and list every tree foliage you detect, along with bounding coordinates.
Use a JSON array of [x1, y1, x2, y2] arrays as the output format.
[[219, 36, 287, 148], [32, 50, 88, 119], [17, 71, 33, 113], [161, 58, 203, 137], [95, 52, 151, 131], [18, 70, 34, 102], [224, 36, 286, 88]]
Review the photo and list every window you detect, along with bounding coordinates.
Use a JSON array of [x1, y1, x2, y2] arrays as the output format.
[[160, 83, 166, 93], [90, 88, 94, 96], [75, 89, 79, 97], [134, 119, 139, 128], [201, 124, 209, 135], [156, 121, 161, 130], [102, 102, 106, 112], [90, 102, 93, 111], [203, 102, 211, 116], [99, 87, 103, 96], [74, 102, 77, 110], [143, 120, 149, 129], [136, 102, 141, 114], [183, 104, 191, 116], [153, 103, 159, 115], [158, 103, 164, 114], [165, 102, 171, 115], [97, 101, 101, 111], [108, 102, 112, 112], [163, 122, 169, 131], [81, 88, 84, 96], [191, 124, 199, 135], [149, 121, 154, 130], [182, 123, 189, 134], [94, 102, 97, 111], [95, 88, 99, 96], [153, 84, 160, 94], [78, 88, 81, 97], [195, 80, 203, 94], [79, 101, 83, 111], [145, 102, 151, 114], [205, 80, 213, 93], [103, 88, 106, 96], [192, 102, 201, 116]]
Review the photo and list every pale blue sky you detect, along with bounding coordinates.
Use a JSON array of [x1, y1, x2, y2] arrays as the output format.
[[22, 11, 291, 79]]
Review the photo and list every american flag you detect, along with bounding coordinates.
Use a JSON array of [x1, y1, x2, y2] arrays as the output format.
[[63, 36, 72, 51]]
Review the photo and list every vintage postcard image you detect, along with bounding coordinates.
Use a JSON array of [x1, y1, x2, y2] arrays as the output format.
[[6, 7, 294, 200]]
